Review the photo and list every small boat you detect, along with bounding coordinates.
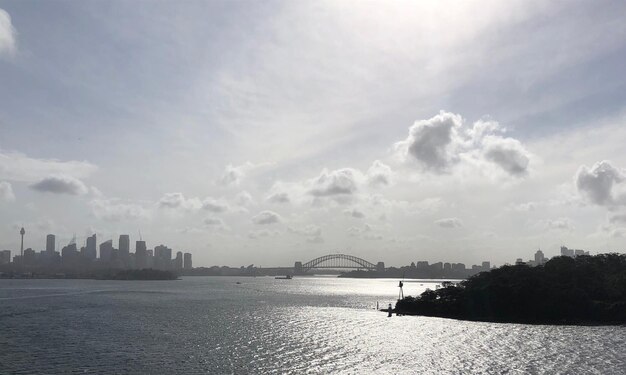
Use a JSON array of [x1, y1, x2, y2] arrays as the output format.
[[275, 275, 292, 280]]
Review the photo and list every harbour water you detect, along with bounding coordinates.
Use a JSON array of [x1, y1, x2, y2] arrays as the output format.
[[1, 276, 625, 374]]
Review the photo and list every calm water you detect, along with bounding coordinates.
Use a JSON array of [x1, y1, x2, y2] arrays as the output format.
[[1, 276, 625, 374]]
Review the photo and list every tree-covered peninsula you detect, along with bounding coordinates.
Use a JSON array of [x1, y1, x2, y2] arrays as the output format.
[[395, 254, 626, 325]]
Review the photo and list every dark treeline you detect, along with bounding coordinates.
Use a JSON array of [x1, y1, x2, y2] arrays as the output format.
[[395, 254, 626, 325]]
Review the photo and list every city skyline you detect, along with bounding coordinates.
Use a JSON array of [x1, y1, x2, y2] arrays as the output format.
[[2, 2, 626, 267]]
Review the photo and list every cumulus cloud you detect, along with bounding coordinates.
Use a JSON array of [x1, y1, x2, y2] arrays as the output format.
[[30, 175, 89, 195], [395, 111, 462, 171], [251, 210, 281, 225], [395, 111, 531, 177], [90, 199, 149, 221], [343, 208, 365, 218], [267, 192, 290, 204], [434, 217, 463, 228], [0, 181, 15, 201], [366, 160, 393, 187], [576, 161, 626, 206], [0, 150, 97, 182], [0, 9, 17, 57], [217, 161, 271, 186], [202, 197, 230, 213], [308, 168, 360, 197], [482, 136, 530, 176], [158, 192, 202, 210]]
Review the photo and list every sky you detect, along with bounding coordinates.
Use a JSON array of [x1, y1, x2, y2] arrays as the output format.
[[2, 0, 626, 267]]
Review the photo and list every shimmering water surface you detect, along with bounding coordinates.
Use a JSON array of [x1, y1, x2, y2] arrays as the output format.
[[1, 276, 624, 374]]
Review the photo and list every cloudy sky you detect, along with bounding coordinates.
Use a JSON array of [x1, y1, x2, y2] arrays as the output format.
[[2, 1, 626, 267]]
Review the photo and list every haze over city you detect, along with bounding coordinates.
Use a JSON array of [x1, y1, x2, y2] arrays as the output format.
[[2, 1, 626, 268]]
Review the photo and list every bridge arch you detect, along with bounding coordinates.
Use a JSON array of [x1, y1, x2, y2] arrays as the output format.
[[298, 253, 379, 272]]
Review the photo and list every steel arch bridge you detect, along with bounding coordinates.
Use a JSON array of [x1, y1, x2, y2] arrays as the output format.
[[301, 254, 377, 272]]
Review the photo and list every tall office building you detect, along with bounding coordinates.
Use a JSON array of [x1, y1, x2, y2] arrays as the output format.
[[119, 235, 130, 268], [135, 240, 147, 269], [175, 251, 183, 270], [154, 245, 172, 270], [183, 253, 192, 270], [100, 240, 114, 263], [46, 234, 56, 254], [85, 234, 97, 261], [534, 250, 545, 265]]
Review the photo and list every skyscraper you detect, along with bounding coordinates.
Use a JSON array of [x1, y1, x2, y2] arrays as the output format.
[[135, 240, 147, 269], [100, 240, 114, 263], [183, 253, 192, 270], [46, 234, 56, 254], [175, 251, 183, 270], [119, 235, 130, 268], [86, 234, 97, 261]]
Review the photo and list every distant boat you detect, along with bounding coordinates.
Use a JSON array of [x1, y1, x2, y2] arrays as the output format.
[[275, 275, 292, 280]]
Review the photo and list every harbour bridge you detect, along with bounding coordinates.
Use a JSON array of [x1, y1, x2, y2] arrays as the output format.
[[294, 253, 384, 273]]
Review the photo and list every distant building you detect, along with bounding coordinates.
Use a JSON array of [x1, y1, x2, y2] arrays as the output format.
[[430, 262, 443, 271], [135, 240, 147, 269], [515, 258, 526, 266], [46, 234, 56, 254], [23, 248, 36, 265], [534, 250, 545, 265], [61, 243, 79, 265], [0, 250, 11, 264], [85, 234, 97, 261], [154, 245, 172, 270], [100, 240, 114, 263], [443, 262, 452, 272], [416, 261, 429, 270], [174, 251, 183, 270], [561, 246, 589, 258], [183, 253, 192, 270], [482, 261, 491, 271], [376, 261, 385, 272]]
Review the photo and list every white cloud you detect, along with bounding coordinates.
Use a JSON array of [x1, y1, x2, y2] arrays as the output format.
[[395, 111, 463, 172], [0, 150, 97, 182], [395, 111, 531, 177], [217, 162, 272, 186], [158, 192, 202, 210], [366, 160, 393, 187], [434, 217, 463, 228], [202, 197, 230, 213], [0, 181, 15, 201], [0, 9, 16, 57], [267, 191, 290, 204], [308, 168, 361, 197], [482, 136, 530, 176], [90, 199, 149, 222], [575, 161, 626, 207], [30, 175, 89, 195], [251, 210, 281, 225]]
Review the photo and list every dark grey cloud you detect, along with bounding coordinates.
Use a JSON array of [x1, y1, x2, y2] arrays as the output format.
[[30, 175, 88, 195], [576, 161, 625, 206]]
